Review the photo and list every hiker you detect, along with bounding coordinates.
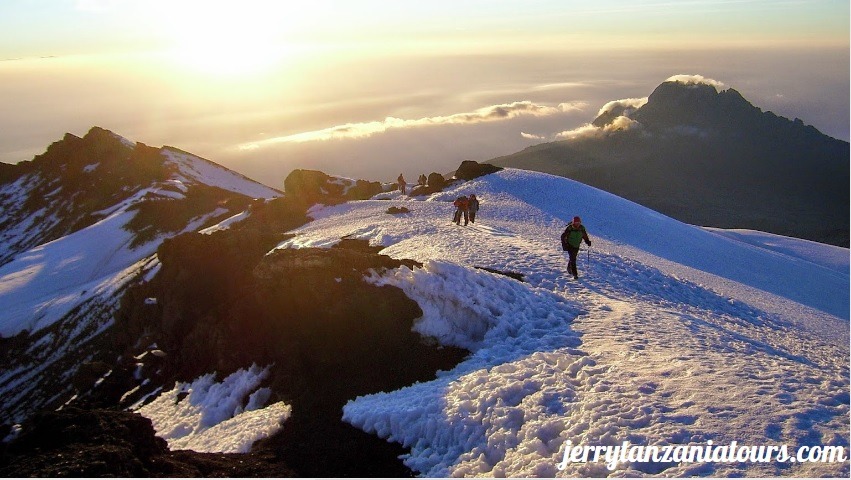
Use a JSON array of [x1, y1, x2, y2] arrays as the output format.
[[468, 194, 480, 223], [397, 174, 406, 194], [418, 173, 427, 187], [561, 216, 591, 279], [453, 195, 469, 225]]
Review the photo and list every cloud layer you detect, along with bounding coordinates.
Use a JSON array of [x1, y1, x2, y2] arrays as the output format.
[[239, 101, 586, 150]]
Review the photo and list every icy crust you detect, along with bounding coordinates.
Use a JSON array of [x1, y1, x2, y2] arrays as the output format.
[[135, 364, 291, 454], [344, 350, 600, 477]]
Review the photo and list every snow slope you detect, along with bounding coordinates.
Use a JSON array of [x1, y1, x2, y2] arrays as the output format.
[[161, 147, 281, 199], [0, 148, 280, 337], [278, 168, 849, 477]]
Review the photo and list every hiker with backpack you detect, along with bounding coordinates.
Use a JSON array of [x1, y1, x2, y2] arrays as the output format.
[[467, 194, 480, 223], [453, 195, 469, 225], [561, 216, 591, 279]]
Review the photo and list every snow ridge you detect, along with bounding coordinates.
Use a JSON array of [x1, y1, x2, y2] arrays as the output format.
[[283, 168, 848, 477]]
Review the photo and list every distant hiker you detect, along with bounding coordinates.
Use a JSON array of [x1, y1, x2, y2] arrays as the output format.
[[397, 174, 407, 194], [561, 216, 591, 279], [418, 173, 427, 186], [453, 195, 469, 225], [468, 194, 480, 223]]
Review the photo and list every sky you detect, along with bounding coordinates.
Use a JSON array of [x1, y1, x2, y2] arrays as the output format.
[[0, 0, 848, 187]]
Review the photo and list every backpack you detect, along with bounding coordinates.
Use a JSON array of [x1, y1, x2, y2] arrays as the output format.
[[561, 224, 585, 250]]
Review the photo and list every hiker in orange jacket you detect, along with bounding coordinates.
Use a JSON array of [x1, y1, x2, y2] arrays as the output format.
[[453, 195, 469, 225]]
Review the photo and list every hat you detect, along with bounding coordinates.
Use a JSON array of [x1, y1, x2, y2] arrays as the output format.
[[573, 216, 582, 223]]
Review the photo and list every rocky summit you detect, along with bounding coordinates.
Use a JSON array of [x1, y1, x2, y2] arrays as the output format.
[[491, 79, 849, 247]]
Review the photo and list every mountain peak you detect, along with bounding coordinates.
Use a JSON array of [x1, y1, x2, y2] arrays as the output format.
[[495, 77, 849, 246], [629, 79, 759, 130], [648, 79, 720, 102]]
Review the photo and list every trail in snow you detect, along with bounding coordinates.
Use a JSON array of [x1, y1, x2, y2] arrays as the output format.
[[282, 169, 848, 477]]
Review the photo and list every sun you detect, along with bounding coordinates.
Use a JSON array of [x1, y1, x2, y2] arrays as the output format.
[[160, 2, 300, 76]]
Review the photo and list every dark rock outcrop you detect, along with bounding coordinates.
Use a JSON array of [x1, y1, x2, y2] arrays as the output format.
[[454, 160, 502, 181], [0, 408, 295, 477], [427, 171, 447, 189], [0, 126, 267, 267], [386, 206, 410, 214], [0, 161, 20, 184], [283, 169, 383, 205], [409, 171, 449, 196]]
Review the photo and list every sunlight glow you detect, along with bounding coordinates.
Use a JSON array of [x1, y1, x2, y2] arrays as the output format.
[[158, 1, 314, 76]]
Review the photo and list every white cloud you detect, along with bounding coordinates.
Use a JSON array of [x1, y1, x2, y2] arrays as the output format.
[[596, 97, 648, 117], [558, 101, 589, 112], [555, 115, 642, 140], [239, 101, 578, 150], [521, 132, 546, 140], [665, 74, 726, 89]]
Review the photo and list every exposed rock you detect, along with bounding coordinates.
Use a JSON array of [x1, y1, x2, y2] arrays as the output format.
[[409, 171, 449, 196], [283, 169, 383, 205], [0, 127, 159, 266], [454, 160, 503, 181], [386, 206, 410, 214], [0, 408, 295, 477], [427, 171, 447, 188], [0, 161, 20, 184]]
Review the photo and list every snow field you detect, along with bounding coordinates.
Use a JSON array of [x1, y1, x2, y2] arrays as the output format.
[[284, 168, 848, 477]]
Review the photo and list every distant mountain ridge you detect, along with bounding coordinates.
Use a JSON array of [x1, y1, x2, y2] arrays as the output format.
[[0, 127, 285, 424], [490, 79, 849, 246], [0, 127, 281, 267]]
